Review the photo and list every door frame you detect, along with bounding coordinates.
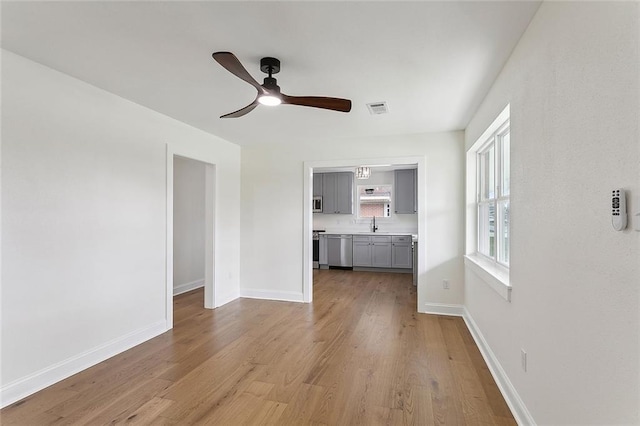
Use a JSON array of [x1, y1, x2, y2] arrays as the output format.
[[166, 144, 216, 329], [302, 155, 426, 304]]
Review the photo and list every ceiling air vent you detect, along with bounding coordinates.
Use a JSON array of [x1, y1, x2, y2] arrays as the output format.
[[366, 101, 389, 115]]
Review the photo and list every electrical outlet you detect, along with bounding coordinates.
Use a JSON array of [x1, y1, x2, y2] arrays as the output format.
[[443, 279, 450, 289], [521, 349, 527, 372]]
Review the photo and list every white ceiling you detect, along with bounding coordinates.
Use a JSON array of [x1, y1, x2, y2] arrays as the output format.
[[1, 1, 540, 147]]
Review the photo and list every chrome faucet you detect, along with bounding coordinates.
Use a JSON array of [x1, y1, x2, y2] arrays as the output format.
[[372, 216, 378, 233]]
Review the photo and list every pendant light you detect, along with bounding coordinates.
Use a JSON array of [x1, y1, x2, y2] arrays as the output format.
[[355, 166, 371, 179]]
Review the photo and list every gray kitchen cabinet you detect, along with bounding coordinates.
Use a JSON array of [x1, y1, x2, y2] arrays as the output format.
[[371, 236, 392, 267], [352, 236, 372, 267], [312, 173, 323, 197], [322, 173, 337, 214], [352, 235, 392, 267], [391, 235, 413, 268], [322, 172, 353, 214], [394, 168, 417, 214]]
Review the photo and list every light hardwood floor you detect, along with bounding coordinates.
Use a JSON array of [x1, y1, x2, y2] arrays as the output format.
[[1, 270, 515, 425]]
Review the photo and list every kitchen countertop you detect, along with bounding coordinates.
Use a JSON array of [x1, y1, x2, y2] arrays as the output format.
[[322, 231, 417, 237]]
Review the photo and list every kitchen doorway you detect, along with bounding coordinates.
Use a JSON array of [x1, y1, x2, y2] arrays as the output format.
[[166, 148, 216, 328], [303, 156, 425, 305]]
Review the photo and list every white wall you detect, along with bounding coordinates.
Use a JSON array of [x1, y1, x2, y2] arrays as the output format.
[[173, 156, 205, 294], [464, 2, 639, 424], [240, 131, 465, 309], [1, 50, 241, 405], [313, 169, 419, 234]]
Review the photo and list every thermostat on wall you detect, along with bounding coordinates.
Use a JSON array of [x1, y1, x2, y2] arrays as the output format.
[[611, 189, 627, 231]]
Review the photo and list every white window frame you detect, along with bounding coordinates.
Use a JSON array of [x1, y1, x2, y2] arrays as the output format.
[[464, 104, 511, 302], [476, 121, 510, 268], [355, 183, 393, 222]]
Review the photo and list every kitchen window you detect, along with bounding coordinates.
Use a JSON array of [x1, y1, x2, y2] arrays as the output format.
[[477, 119, 510, 266], [357, 185, 391, 219]]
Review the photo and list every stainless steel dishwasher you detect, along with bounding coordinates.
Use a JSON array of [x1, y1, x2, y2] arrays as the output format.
[[326, 234, 353, 268]]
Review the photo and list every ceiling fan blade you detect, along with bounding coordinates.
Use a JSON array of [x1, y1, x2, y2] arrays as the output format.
[[281, 95, 352, 113], [212, 52, 266, 95], [220, 99, 259, 118]]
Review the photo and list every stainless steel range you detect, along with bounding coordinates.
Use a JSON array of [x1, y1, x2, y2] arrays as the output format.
[[312, 230, 325, 268]]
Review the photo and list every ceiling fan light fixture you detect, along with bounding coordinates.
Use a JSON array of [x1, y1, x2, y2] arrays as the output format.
[[258, 94, 282, 106]]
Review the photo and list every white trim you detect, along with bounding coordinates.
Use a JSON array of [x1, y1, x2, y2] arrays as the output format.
[[463, 308, 535, 426], [422, 302, 465, 317], [165, 145, 174, 329], [467, 104, 510, 264], [240, 289, 304, 303], [471, 104, 511, 153], [0, 320, 167, 409], [173, 278, 205, 296], [464, 254, 511, 302], [303, 164, 313, 303], [203, 163, 216, 309]]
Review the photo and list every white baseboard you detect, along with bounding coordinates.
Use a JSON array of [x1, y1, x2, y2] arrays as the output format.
[[239, 288, 304, 303], [422, 302, 465, 316], [173, 278, 205, 296], [462, 307, 535, 426], [0, 320, 168, 409]]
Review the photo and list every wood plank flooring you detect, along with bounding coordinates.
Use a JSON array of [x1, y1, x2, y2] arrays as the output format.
[[1, 270, 516, 425]]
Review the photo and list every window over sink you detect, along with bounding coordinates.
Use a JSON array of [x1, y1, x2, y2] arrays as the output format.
[[357, 184, 392, 218]]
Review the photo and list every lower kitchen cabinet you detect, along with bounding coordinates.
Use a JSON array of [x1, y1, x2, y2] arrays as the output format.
[[352, 235, 393, 268], [352, 237, 372, 266], [328, 233, 413, 271], [371, 237, 392, 267], [391, 235, 413, 268]]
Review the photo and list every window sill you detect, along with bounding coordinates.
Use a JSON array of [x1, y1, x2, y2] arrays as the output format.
[[464, 254, 511, 302]]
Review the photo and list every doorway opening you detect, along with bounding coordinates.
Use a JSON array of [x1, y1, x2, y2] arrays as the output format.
[[166, 150, 216, 328], [173, 156, 206, 299], [303, 156, 425, 306]]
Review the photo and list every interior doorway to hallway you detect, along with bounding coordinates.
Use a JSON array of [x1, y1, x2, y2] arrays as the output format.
[[173, 156, 206, 298], [166, 151, 216, 327]]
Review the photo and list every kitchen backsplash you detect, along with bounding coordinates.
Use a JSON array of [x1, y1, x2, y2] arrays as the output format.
[[313, 213, 418, 234]]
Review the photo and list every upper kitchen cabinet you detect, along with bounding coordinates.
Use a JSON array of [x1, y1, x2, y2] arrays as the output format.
[[322, 172, 353, 214], [394, 168, 417, 214], [312, 173, 323, 197]]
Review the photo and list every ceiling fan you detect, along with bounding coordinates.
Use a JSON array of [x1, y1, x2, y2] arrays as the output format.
[[212, 51, 352, 118]]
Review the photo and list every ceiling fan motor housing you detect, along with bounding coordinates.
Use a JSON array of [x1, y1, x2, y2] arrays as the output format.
[[260, 57, 281, 75], [263, 76, 281, 94]]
